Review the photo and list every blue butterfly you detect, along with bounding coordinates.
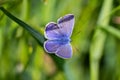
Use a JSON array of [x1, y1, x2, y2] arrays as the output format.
[[44, 14, 75, 59]]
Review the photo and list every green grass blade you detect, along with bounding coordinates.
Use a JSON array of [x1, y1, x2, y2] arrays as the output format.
[[0, 7, 45, 46], [90, 0, 113, 80]]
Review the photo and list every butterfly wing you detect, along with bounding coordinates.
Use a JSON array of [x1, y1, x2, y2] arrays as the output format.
[[45, 22, 62, 40], [45, 14, 74, 39], [56, 43, 72, 59], [57, 14, 74, 37], [44, 40, 61, 53], [44, 40, 72, 58]]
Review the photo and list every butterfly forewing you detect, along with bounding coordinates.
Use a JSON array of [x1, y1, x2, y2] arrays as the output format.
[[57, 14, 74, 37], [45, 22, 61, 40]]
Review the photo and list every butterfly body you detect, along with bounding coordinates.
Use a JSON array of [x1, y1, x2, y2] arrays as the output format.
[[50, 38, 70, 45], [44, 14, 75, 59]]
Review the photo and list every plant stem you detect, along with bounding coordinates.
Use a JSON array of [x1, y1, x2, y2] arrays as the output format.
[[90, 0, 113, 80], [100, 25, 120, 39]]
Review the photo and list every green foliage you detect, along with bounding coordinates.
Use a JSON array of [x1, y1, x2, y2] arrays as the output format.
[[0, 0, 120, 80]]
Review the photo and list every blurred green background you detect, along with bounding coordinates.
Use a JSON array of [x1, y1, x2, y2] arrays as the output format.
[[0, 0, 120, 80]]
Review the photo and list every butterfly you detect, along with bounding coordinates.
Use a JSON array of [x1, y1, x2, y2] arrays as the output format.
[[44, 14, 75, 59]]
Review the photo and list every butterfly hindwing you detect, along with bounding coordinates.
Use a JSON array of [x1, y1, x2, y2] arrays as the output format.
[[44, 40, 61, 53], [56, 43, 72, 59]]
